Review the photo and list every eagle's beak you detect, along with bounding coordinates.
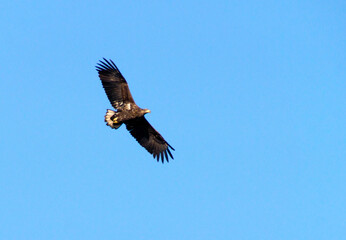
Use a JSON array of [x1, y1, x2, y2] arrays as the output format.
[[145, 109, 151, 113]]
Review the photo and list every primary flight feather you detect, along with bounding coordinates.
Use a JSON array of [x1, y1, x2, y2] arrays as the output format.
[[96, 58, 174, 163]]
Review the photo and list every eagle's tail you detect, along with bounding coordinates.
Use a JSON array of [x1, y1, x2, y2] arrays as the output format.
[[105, 109, 122, 129]]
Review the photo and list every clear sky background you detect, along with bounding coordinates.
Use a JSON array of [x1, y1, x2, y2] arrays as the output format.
[[1, 1, 345, 239]]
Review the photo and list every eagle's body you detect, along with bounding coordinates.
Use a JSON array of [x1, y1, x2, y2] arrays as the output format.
[[96, 58, 174, 162], [104, 106, 149, 129]]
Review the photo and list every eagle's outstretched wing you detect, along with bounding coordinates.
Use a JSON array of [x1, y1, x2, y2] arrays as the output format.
[[96, 58, 135, 108], [125, 117, 175, 163]]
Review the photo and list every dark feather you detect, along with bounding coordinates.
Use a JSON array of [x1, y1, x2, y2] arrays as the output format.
[[125, 117, 175, 163], [96, 58, 135, 108]]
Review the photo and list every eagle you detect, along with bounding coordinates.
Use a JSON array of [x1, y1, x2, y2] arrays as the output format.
[[96, 58, 175, 163]]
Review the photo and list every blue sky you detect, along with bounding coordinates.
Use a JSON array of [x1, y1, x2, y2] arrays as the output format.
[[1, 1, 345, 239]]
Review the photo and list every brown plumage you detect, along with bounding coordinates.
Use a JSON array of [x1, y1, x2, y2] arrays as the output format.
[[96, 58, 174, 162]]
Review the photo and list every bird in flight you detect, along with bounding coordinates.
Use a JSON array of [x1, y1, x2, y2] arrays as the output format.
[[96, 58, 175, 163]]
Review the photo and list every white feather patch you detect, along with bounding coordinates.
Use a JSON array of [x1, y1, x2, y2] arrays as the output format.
[[125, 103, 132, 110], [104, 109, 116, 128]]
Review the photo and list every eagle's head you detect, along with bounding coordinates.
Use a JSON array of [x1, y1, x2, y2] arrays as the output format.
[[142, 108, 151, 115]]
